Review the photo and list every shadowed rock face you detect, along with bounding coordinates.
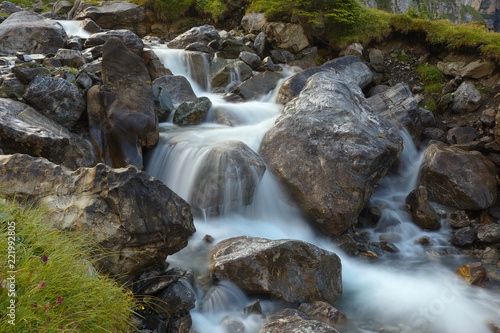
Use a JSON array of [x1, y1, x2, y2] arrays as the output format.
[[261, 72, 402, 236], [0, 154, 195, 281], [88, 37, 158, 169], [210, 236, 342, 305]]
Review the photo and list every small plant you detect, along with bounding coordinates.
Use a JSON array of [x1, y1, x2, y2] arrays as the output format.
[[397, 54, 410, 62], [423, 82, 443, 93], [416, 64, 444, 84]]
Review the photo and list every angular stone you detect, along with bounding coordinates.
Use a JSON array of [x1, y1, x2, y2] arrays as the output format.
[[84, 29, 144, 54], [405, 186, 441, 230], [54, 49, 85, 68], [233, 71, 282, 100], [173, 97, 212, 126], [217, 38, 255, 59], [264, 22, 310, 52], [449, 210, 472, 228], [153, 75, 197, 106], [210, 58, 252, 88], [167, 25, 220, 49], [477, 223, 500, 243], [450, 226, 477, 247], [239, 51, 261, 70], [369, 49, 384, 72], [446, 126, 477, 144], [0, 74, 24, 99], [260, 316, 339, 333], [241, 12, 267, 34], [298, 301, 346, 328], [456, 262, 489, 286], [451, 81, 482, 113], [80, 18, 103, 34], [254, 32, 268, 57], [185, 42, 215, 56]]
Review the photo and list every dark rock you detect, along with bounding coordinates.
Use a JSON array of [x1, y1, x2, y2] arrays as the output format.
[[239, 51, 261, 70], [480, 115, 496, 128], [477, 223, 500, 243], [53, 1, 73, 14], [80, 17, 103, 34], [65, 36, 83, 50], [270, 49, 295, 64], [267, 309, 309, 322], [418, 108, 435, 127], [220, 317, 245, 333], [0, 11, 67, 55], [261, 72, 402, 236], [168, 25, 220, 49], [369, 49, 384, 72], [211, 236, 342, 304], [153, 75, 197, 106], [298, 301, 346, 328], [449, 210, 472, 228], [422, 128, 446, 142], [217, 38, 255, 59], [260, 316, 339, 333], [54, 49, 85, 68], [357, 204, 383, 228], [75, 72, 93, 90], [0, 1, 21, 14], [456, 262, 489, 286], [405, 186, 441, 230], [451, 81, 482, 113], [253, 32, 268, 58], [84, 30, 144, 54], [173, 97, 212, 126], [152, 83, 174, 122], [211, 58, 252, 88], [368, 85, 390, 97], [482, 247, 500, 265], [419, 143, 497, 210], [415, 236, 432, 246], [0, 98, 96, 169], [258, 56, 275, 72], [244, 299, 262, 315], [185, 42, 215, 56], [437, 93, 454, 113], [185, 51, 210, 90], [446, 126, 476, 144], [142, 50, 173, 81], [450, 226, 477, 247], [23, 75, 85, 129], [264, 22, 310, 52], [0, 74, 24, 99], [154, 279, 196, 315], [379, 241, 400, 253], [233, 71, 281, 100]]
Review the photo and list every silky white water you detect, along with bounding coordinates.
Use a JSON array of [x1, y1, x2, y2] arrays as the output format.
[[56, 22, 500, 332]]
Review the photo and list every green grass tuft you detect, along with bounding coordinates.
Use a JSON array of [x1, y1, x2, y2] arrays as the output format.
[[416, 64, 444, 84]]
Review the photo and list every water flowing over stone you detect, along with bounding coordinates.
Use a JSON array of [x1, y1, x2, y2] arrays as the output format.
[[0, 11, 67, 55], [419, 143, 497, 210], [153, 75, 197, 105], [0, 154, 195, 280], [168, 25, 221, 49], [210, 236, 342, 304], [84, 29, 144, 54], [261, 72, 402, 236]]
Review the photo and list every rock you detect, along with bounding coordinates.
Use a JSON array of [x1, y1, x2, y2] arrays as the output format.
[[23, 75, 86, 129], [239, 51, 261, 70], [264, 23, 310, 52], [0, 74, 24, 99], [244, 299, 262, 315], [422, 128, 446, 142], [340, 43, 363, 57], [450, 226, 477, 247], [210, 236, 342, 304], [0, 154, 194, 280], [217, 39, 256, 59], [369, 49, 385, 72], [80, 18, 103, 34], [367, 83, 422, 141], [380, 241, 400, 253], [482, 247, 500, 265], [0, 11, 68, 55], [65, 36, 84, 51], [253, 32, 268, 57], [73, 1, 148, 37], [75, 72, 93, 90], [298, 301, 346, 328], [368, 85, 390, 97], [188, 141, 266, 215], [88, 37, 158, 169], [84, 30, 144, 54], [261, 72, 401, 236], [415, 236, 432, 246], [270, 49, 295, 64], [449, 210, 472, 228], [54, 49, 85, 68], [260, 316, 339, 333], [276, 55, 373, 105], [241, 12, 267, 34], [134, 267, 195, 296], [153, 75, 197, 106], [456, 262, 489, 286], [405, 186, 441, 230], [210, 58, 252, 88], [450, 81, 482, 113], [437, 93, 454, 113], [185, 42, 215, 56], [267, 309, 309, 322], [438, 60, 496, 79], [168, 315, 192, 333], [477, 223, 500, 243], [154, 279, 196, 315], [53, 0, 73, 14], [0, 1, 21, 15], [419, 143, 497, 210], [168, 25, 220, 49], [185, 51, 210, 90], [220, 317, 245, 333], [142, 50, 172, 81], [152, 83, 174, 122], [233, 71, 281, 100], [173, 97, 212, 126], [258, 56, 275, 72], [446, 126, 477, 144], [0, 98, 96, 169]]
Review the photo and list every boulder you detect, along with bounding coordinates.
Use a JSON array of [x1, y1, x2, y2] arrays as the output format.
[[0, 1, 22, 14], [419, 143, 497, 210], [185, 51, 210, 90], [23, 75, 86, 129], [0, 98, 96, 169], [298, 301, 346, 328], [449, 210, 472, 228], [241, 12, 267, 34], [446, 126, 477, 144], [259, 56, 275, 72], [217, 38, 255, 59], [233, 71, 282, 100], [13, 66, 50, 85], [367, 83, 423, 141], [167, 25, 220, 49], [456, 262, 489, 286], [84, 30, 144, 54], [65, 36, 84, 51], [270, 49, 295, 64], [73, 1, 148, 36], [185, 42, 215, 56], [0, 74, 24, 99], [87, 37, 158, 169], [405, 186, 441, 230], [210, 58, 252, 88], [53, 1, 74, 14], [210, 236, 342, 304], [0, 11, 67, 55], [80, 18, 103, 34], [450, 226, 477, 247], [264, 23, 310, 52], [267, 309, 309, 322], [369, 49, 385, 72], [450, 81, 482, 113], [277, 55, 373, 105], [438, 60, 495, 79], [260, 316, 339, 333], [239, 51, 261, 70], [0, 154, 194, 280], [54, 49, 85, 68], [254, 32, 268, 57], [261, 72, 402, 236], [173, 96, 212, 126], [142, 50, 172, 81], [339, 43, 363, 57], [477, 223, 500, 243], [153, 75, 197, 106]]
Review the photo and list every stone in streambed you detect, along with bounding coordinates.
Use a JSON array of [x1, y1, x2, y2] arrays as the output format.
[[260, 316, 339, 333], [405, 186, 441, 230], [173, 97, 212, 126], [456, 262, 489, 286]]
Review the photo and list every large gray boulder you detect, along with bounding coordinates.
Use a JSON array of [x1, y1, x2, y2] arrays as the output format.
[[210, 236, 342, 304], [23, 75, 86, 129], [450, 81, 482, 113], [419, 143, 497, 210], [233, 71, 282, 100], [264, 22, 310, 52], [0, 11, 67, 55], [0, 154, 195, 281], [276, 55, 373, 105], [84, 29, 144, 54], [87, 37, 158, 169], [261, 72, 402, 236], [167, 25, 220, 49], [0, 98, 96, 170], [153, 75, 197, 106], [241, 12, 267, 34]]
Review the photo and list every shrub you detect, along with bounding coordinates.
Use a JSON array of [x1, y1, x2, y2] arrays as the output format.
[[0, 198, 135, 332]]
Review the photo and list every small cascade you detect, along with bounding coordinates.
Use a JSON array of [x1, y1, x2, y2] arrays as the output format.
[[185, 51, 211, 91], [226, 66, 242, 92], [55, 20, 92, 38]]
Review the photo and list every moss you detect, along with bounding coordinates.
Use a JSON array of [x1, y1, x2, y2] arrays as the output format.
[[416, 64, 444, 84], [460, 5, 484, 23]]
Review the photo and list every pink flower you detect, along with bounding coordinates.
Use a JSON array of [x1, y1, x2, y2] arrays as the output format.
[[57, 296, 63, 304], [33, 302, 38, 308], [39, 282, 45, 287]]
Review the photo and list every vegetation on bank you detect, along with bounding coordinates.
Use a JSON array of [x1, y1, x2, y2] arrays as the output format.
[[0, 198, 135, 332]]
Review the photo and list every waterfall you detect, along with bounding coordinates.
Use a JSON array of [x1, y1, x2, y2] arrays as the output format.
[[55, 20, 92, 38]]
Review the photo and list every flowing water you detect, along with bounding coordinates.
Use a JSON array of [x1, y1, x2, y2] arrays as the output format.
[[59, 22, 500, 333]]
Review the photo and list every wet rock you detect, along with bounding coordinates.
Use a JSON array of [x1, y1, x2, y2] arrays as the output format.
[[277, 55, 373, 105], [258, 56, 275, 72], [261, 72, 401, 236], [153, 75, 197, 106], [23, 75, 85, 129], [210, 58, 252, 88], [65, 36, 84, 51], [482, 247, 500, 266], [168, 25, 220, 49], [142, 50, 173, 81], [260, 316, 339, 333], [220, 317, 245, 333], [405, 186, 441, 230], [233, 71, 281, 100], [0, 98, 96, 169], [185, 42, 215, 56], [449, 210, 472, 228], [54, 49, 85, 68], [210, 236, 342, 304], [267, 309, 309, 322], [450, 81, 482, 113], [264, 22, 310, 52], [415, 236, 432, 246], [298, 301, 346, 328], [477, 223, 500, 243], [253, 32, 268, 57], [217, 39, 255, 59], [241, 12, 267, 34], [450, 226, 477, 247], [88, 37, 158, 169], [0, 74, 24, 99], [446, 126, 476, 144], [419, 143, 497, 210], [239, 51, 261, 70], [80, 18, 103, 34], [0, 154, 195, 280], [0, 12, 67, 55], [154, 279, 196, 315], [152, 83, 174, 122], [456, 262, 489, 286], [173, 97, 211, 126], [84, 30, 144, 54], [369, 49, 385, 72], [184, 51, 210, 90], [134, 267, 195, 296], [169, 315, 192, 333], [244, 299, 262, 315], [379, 241, 400, 253]]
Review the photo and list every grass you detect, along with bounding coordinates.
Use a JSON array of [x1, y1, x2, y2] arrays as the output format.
[[0, 198, 136, 332], [416, 64, 444, 84]]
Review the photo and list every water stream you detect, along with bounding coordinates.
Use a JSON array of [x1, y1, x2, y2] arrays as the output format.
[[60, 22, 500, 333]]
